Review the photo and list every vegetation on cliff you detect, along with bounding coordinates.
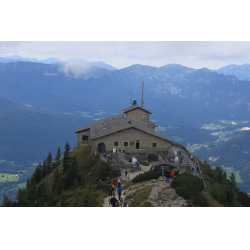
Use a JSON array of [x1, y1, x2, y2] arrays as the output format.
[[2, 144, 120, 207]]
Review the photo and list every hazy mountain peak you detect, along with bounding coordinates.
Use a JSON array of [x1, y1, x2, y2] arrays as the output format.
[[5, 54, 23, 59]]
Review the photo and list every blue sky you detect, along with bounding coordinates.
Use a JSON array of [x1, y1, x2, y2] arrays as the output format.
[[2, 41, 250, 70]]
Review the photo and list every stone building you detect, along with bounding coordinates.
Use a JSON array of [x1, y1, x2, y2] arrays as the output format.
[[75, 100, 172, 154]]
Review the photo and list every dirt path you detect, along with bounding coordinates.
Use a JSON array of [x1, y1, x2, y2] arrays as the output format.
[[103, 174, 188, 207]]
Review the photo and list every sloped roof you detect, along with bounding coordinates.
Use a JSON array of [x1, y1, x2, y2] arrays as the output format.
[[122, 104, 152, 114], [149, 120, 158, 127], [75, 114, 171, 142]]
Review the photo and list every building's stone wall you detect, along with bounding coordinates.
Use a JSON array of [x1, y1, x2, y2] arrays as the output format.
[[125, 108, 149, 124], [91, 127, 170, 153], [77, 129, 92, 149]]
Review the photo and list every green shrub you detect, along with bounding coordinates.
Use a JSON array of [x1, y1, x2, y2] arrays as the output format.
[[132, 168, 162, 183], [138, 160, 150, 166], [171, 173, 207, 206], [193, 194, 209, 207], [175, 186, 192, 199], [93, 182, 109, 191], [171, 173, 204, 193]]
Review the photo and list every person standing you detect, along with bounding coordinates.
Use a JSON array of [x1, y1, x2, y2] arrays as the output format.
[[120, 198, 124, 207], [115, 200, 119, 207], [117, 186, 122, 200], [191, 155, 194, 161], [125, 171, 128, 177], [122, 201, 128, 207], [110, 195, 117, 207], [114, 177, 118, 186], [118, 178, 121, 187], [170, 170, 175, 179], [108, 184, 114, 203]]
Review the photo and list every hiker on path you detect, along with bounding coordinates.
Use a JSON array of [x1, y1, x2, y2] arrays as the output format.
[[170, 170, 175, 179], [118, 178, 121, 187], [110, 195, 117, 207], [165, 170, 170, 183], [108, 184, 114, 203], [117, 186, 122, 200], [115, 200, 119, 207], [120, 198, 124, 206], [191, 155, 194, 161], [122, 201, 128, 207], [125, 171, 127, 177], [184, 168, 187, 173], [176, 167, 180, 176], [114, 177, 118, 186]]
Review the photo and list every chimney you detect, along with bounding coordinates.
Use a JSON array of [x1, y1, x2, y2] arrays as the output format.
[[132, 100, 137, 105]]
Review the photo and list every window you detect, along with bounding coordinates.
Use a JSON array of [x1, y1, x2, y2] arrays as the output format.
[[152, 143, 157, 148], [82, 135, 89, 141], [124, 142, 128, 146], [114, 141, 119, 146]]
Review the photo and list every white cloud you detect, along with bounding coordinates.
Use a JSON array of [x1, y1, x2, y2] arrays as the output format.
[[2, 41, 250, 69], [59, 63, 94, 78]]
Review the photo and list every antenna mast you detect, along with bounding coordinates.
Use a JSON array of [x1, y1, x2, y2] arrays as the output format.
[[141, 82, 144, 107], [128, 89, 132, 105]]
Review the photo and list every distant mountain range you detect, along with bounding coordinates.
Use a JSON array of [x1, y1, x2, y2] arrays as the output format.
[[0, 55, 118, 71], [215, 64, 250, 81], [1, 62, 250, 124]]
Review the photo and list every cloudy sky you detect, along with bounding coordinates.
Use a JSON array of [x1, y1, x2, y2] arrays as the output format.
[[2, 41, 250, 70]]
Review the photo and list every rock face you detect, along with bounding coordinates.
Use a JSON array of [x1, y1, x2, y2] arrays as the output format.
[[161, 188, 188, 207], [124, 177, 189, 207]]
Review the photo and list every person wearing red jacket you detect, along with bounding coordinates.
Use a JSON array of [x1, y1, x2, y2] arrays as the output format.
[[170, 171, 175, 179], [114, 177, 118, 186]]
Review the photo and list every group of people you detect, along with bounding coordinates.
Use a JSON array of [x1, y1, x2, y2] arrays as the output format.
[[190, 165, 199, 173], [109, 195, 128, 207], [164, 167, 188, 183], [165, 169, 178, 183], [125, 171, 130, 179], [107, 177, 128, 207]]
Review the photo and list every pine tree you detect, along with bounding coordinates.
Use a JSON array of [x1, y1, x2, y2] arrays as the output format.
[[64, 156, 80, 190], [3, 193, 10, 207], [41, 159, 47, 178], [55, 147, 62, 162], [60, 191, 65, 207], [230, 172, 237, 190], [37, 163, 42, 182], [47, 152, 53, 173], [63, 142, 71, 174], [26, 178, 30, 188]]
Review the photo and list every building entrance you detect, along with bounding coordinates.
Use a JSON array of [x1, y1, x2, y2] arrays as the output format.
[[136, 140, 140, 149], [148, 154, 158, 162], [98, 142, 106, 152]]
